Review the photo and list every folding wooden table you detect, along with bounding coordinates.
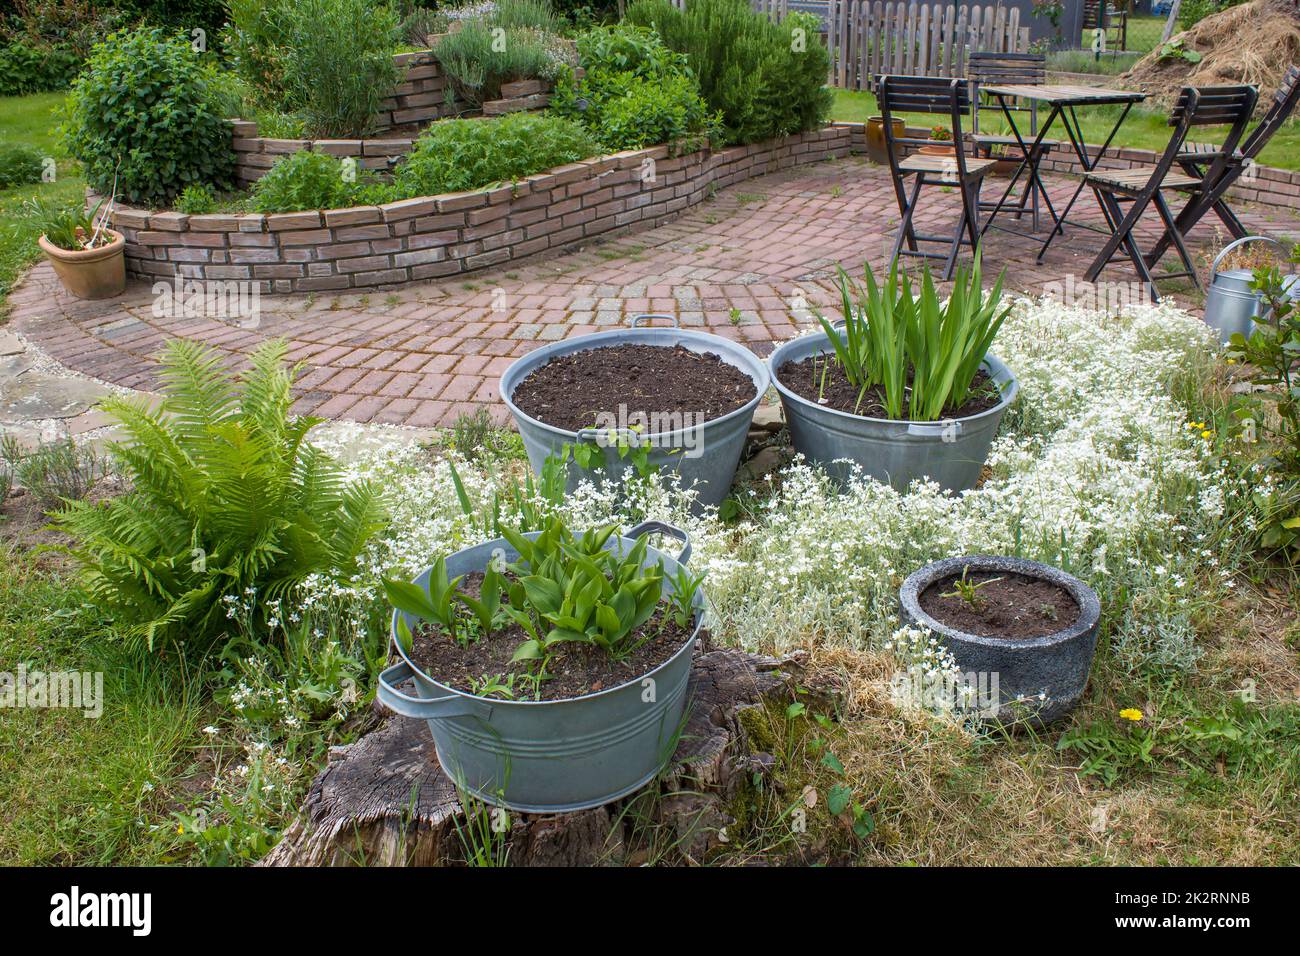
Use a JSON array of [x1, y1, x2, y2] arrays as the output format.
[[977, 84, 1148, 261]]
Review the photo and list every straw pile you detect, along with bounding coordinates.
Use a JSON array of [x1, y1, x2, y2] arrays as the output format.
[[1120, 0, 1300, 114]]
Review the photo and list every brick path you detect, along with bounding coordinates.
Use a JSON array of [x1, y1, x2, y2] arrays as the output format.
[[10, 157, 1300, 429]]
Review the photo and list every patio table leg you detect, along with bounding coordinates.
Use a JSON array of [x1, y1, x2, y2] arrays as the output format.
[[980, 95, 1060, 239], [1036, 101, 1134, 263]]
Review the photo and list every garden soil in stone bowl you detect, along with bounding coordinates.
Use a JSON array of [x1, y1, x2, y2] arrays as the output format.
[[510, 343, 757, 432], [409, 572, 696, 702], [899, 556, 1102, 724], [918, 570, 1081, 640]]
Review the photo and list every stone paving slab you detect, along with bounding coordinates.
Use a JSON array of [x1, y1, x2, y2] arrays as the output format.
[[9, 157, 1300, 429]]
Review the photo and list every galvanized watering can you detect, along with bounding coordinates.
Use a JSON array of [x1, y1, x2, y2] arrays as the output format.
[[1203, 236, 1300, 345], [377, 521, 702, 813], [499, 314, 770, 509]]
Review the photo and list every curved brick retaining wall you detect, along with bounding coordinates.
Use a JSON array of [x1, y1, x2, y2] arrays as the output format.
[[107, 124, 862, 294]]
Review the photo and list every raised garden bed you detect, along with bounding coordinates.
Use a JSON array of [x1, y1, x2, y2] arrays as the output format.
[[230, 53, 572, 188], [105, 124, 862, 293]]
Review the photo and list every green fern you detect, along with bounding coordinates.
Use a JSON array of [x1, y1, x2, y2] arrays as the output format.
[[52, 339, 389, 654]]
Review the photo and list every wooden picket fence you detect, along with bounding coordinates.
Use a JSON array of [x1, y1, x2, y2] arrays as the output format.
[[826, 1, 1029, 92]]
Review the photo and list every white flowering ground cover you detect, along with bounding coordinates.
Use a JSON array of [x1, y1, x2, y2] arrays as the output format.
[[306, 297, 1244, 674], [6, 295, 1297, 866]]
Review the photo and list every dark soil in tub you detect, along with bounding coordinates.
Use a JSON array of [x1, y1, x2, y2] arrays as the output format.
[[779, 356, 1001, 419], [408, 573, 696, 702], [919, 570, 1080, 639], [510, 343, 757, 432]]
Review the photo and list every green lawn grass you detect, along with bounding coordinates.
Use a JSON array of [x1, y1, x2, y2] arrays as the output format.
[[831, 88, 1300, 172], [0, 92, 85, 313], [0, 552, 202, 865]]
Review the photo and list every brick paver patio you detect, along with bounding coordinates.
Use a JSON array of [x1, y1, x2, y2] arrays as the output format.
[[10, 156, 1300, 428]]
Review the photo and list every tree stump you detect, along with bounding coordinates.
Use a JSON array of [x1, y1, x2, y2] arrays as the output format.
[[261, 648, 801, 867]]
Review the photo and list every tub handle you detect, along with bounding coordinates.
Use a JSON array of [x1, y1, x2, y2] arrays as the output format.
[[576, 426, 648, 447], [377, 661, 494, 720], [1211, 235, 1282, 282], [906, 418, 961, 438], [625, 519, 692, 565], [631, 313, 680, 329]]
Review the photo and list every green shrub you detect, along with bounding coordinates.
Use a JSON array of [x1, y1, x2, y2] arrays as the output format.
[[225, 0, 401, 137], [0, 142, 46, 189], [52, 339, 389, 655], [550, 24, 717, 151], [250, 150, 358, 213], [61, 28, 236, 206], [0, 41, 81, 94], [433, 0, 573, 108], [392, 112, 597, 196], [588, 71, 716, 151], [278, 0, 402, 137], [1178, 0, 1246, 30], [175, 182, 218, 214], [0, 0, 132, 94], [626, 0, 831, 146]]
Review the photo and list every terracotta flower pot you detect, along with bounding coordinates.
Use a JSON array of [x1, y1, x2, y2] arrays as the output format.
[[918, 142, 956, 156], [865, 115, 904, 165], [38, 229, 126, 300]]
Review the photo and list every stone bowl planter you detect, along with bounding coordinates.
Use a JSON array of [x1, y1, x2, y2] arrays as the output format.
[[378, 520, 703, 813], [768, 329, 1018, 492], [500, 315, 770, 509], [899, 555, 1102, 724], [38, 229, 126, 300]]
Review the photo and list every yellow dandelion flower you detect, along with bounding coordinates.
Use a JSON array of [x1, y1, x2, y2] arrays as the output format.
[[1119, 708, 1143, 721], [1201, 430, 1213, 439]]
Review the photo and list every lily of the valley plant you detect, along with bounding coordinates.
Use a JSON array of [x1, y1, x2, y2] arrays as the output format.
[[384, 515, 702, 689]]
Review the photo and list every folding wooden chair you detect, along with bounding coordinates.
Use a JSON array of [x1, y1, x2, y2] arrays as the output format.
[[878, 75, 996, 280], [967, 51, 1059, 230], [1083, 0, 1128, 52], [1083, 85, 1258, 302], [1145, 66, 1300, 267]]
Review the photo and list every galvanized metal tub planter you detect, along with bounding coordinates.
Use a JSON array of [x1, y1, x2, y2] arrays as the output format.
[[768, 329, 1018, 492], [377, 521, 702, 813], [1203, 236, 1300, 345], [899, 555, 1101, 724], [500, 315, 770, 508]]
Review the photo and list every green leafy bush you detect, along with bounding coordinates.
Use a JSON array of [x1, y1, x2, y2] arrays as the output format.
[[0, 0, 131, 94], [392, 112, 597, 197], [433, 0, 573, 108], [550, 24, 718, 151], [626, 0, 831, 146], [250, 150, 359, 213], [1178, 0, 1247, 30], [0, 41, 81, 94], [0, 142, 45, 189], [1228, 259, 1300, 556], [225, 0, 401, 137], [61, 28, 236, 206], [52, 339, 389, 655], [175, 182, 218, 214]]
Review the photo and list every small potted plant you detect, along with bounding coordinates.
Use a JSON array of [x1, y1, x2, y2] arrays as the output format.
[[377, 514, 706, 812], [28, 196, 125, 300], [768, 254, 1018, 491], [919, 124, 955, 156], [899, 555, 1102, 724]]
